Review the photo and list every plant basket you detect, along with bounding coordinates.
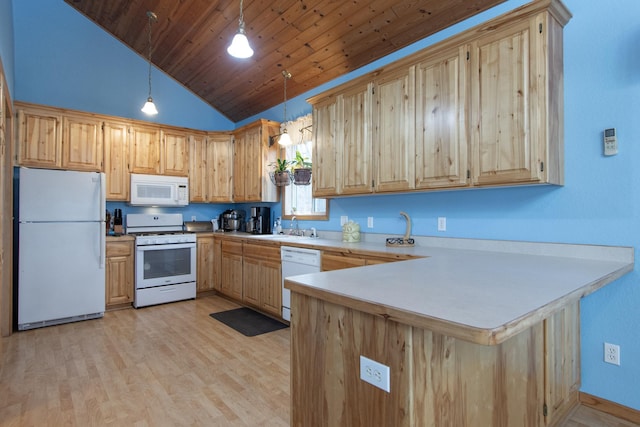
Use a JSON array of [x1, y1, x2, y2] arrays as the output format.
[[293, 168, 312, 185], [270, 171, 292, 186]]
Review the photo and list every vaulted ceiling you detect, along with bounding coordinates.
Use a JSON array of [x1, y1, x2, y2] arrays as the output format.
[[65, 0, 505, 122]]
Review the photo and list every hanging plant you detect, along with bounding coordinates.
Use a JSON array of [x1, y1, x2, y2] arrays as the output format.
[[270, 158, 293, 186], [292, 150, 312, 185]]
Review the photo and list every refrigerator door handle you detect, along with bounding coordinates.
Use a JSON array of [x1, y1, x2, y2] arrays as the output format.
[[99, 173, 106, 269]]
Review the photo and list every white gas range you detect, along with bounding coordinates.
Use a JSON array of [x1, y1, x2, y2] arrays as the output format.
[[126, 213, 196, 308]]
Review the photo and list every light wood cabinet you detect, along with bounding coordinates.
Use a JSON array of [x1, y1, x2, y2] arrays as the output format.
[[232, 119, 279, 202], [543, 300, 580, 425], [103, 120, 130, 200], [310, 83, 373, 197], [291, 292, 579, 426], [188, 131, 208, 203], [0, 73, 13, 337], [129, 124, 161, 175], [105, 239, 134, 309], [161, 129, 189, 176], [470, 16, 545, 185], [321, 249, 415, 271], [212, 236, 222, 291], [308, 0, 568, 197], [321, 252, 366, 271], [17, 103, 104, 172], [220, 240, 243, 300], [61, 114, 103, 171], [130, 123, 191, 177], [17, 105, 62, 169], [374, 67, 415, 193], [189, 132, 233, 203], [196, 235, 216, 293], [242, 242, 282, 317], [340, 83, 374, 195], [311, 98, 339, 197], [415, 46, 469, 189], [207, 133, 234, 202]]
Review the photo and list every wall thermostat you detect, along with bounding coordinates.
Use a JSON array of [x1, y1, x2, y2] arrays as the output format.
[[603, 128, 618, 156]]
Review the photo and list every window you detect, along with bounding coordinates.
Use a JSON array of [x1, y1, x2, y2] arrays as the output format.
[[280, 114, 329, 220]]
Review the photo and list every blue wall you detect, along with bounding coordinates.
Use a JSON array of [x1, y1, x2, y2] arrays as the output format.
[[3, 0, 640, 411], [11, 0, 233, 130], [0, 0, 14, 93]]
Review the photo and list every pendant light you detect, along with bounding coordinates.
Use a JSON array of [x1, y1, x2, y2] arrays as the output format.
[[141, 11, 158, 115], [227, 0, 254, 59], [279, 70, 293, 146]]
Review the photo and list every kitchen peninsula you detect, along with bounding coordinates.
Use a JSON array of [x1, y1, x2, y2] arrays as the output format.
[[285, 239, 633, 427]]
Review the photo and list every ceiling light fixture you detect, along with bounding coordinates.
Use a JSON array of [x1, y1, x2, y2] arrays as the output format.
[[141, 11, 158, 115], [227, 0, 254, 59], [278, 70, 293, 146]]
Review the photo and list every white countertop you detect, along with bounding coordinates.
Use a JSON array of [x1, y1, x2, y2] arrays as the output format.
[[284, 240, 633, 345]]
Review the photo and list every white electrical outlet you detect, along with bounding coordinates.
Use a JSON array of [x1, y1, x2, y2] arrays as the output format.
[[360, 355, 390, 392], [340, 216, 348, 226], [367, 216, 374, 228], [191, 215, 197, 221], [437, 217, 446, 232], [604, 342, 620, 366]]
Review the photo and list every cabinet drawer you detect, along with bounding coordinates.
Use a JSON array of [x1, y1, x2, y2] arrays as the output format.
[[321, 253, 366, 271], [243, 243, 280, 262], [221, 240, 244, 256], [106, 240, 133, 257]]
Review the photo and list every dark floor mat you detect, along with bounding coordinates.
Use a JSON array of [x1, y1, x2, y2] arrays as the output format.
[[209, 307, 288, 337]]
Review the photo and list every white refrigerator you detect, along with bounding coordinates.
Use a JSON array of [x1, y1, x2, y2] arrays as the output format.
[[18, 168, 106, 330]]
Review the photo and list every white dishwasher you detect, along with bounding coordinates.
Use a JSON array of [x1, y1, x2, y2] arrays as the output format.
[[281, 246, 321, 321]]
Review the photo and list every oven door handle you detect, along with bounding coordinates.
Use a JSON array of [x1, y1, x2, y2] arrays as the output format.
[[136, 242, 196, 251]]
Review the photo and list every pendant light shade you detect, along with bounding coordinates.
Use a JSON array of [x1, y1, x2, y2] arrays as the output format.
[[278, 130, 292, 147], [228, 0, 254, 59], [141, 97, 158, 115], [141, 11, 158, 115]]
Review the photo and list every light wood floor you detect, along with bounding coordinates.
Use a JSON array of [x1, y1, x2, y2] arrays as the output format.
[[0, 295, 637, 426]]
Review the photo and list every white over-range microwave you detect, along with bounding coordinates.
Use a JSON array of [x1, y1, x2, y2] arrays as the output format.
[[130, 173, 189, 207]]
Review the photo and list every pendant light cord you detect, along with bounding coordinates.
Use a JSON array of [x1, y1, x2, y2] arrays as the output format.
[[146, 12, 157, 98], [282, 70, 291, 124], [239, 0, 245, 28]]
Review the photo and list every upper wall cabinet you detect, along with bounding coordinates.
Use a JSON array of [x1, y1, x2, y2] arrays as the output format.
[[232, 119, 279, 202], [189, 131, 233, 203], [61, 114, 103, 171], [415, 46, 469, 190], [469, 3, 568, 186], [374, 67, 416, 193], [17, 102, 103, 172], [103, 119, 130, 201], [161, 129, 189, 177], [310, 82, 374, 197], [308, 0, 571, 198], [129, 125, 189, 177], [129, 124, 161, 175]]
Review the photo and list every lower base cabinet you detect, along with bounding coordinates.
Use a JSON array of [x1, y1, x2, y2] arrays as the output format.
[[242, 243, 282, 317], [196, 235, 216, 292], [321, 249, 417, 271], [105, 238, 134, 309], [291, 295, 579, 427], [220, 240, 243, 300]]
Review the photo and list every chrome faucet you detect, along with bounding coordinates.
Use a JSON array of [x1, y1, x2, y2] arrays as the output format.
[[289, 216, 301, 236]]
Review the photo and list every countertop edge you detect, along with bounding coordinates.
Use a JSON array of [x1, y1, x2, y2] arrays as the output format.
[[285, 257, 634, 346]]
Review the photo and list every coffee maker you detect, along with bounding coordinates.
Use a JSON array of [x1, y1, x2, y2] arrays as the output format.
[[249, 207, 271, 234]]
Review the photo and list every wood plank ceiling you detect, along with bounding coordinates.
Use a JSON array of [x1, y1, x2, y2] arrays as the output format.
[[65, 0, 506, 123]]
